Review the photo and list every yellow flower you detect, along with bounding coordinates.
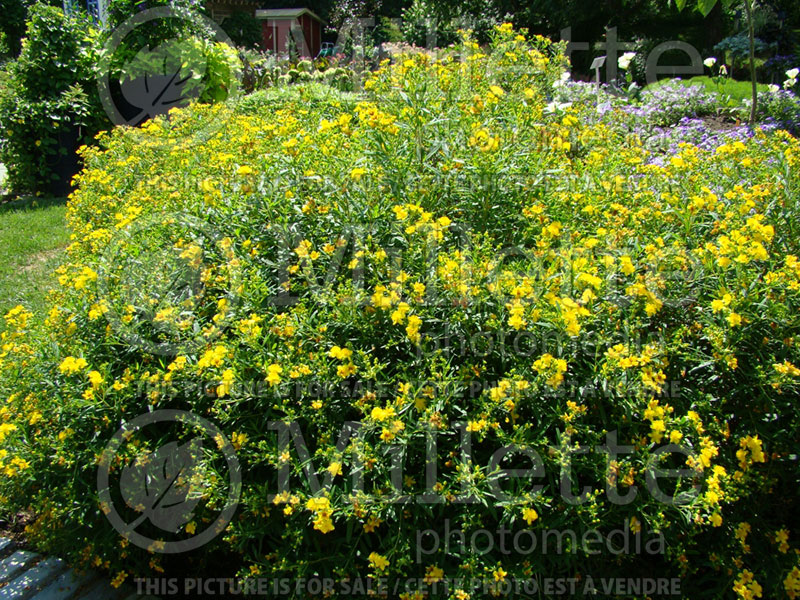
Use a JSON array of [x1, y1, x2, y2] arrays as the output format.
[[197, 345, 227, 370], [391, 302, 410, 325], [785, 567, 800, 599], [424, 565, 444, 584], [337, 363, 357, 378], [328, 346, 353, 360], [110, 571, 128, 588], [649, 419, 666, 443], [406, 314, 422, 344], [368, 552, 389, 572], [294, 240, 312, 259], [522, 507, 538, 525], [371, 406, 396, 422], [58, 356, 88, 375], [774, 529, 790, 553], [0, 423, 18, 442], [231, 432, 248, 450], [363, 515, 382, 533], [266, 364, 282, 386], [87, 370, 104, 388], [313, 511, 335, 534], [306, 496, 331, 512], [630, 516, 642, 534]]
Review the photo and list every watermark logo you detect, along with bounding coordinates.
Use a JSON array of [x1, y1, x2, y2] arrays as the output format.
[[97, 6, 241, 142], [97, 409, 241, 553], [96, 211, 242, 356]]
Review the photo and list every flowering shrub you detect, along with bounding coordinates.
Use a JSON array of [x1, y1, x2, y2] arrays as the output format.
[[629, 80, 721, 126], [753, 89, 800, 135], [2, 25, 800, 599], [0, 5, 106, 195]]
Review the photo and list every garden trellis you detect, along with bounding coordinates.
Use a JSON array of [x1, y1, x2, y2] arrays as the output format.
[[63, 0, 109, 25]]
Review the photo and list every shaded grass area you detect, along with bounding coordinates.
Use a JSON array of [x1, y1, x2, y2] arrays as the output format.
[[649, 76, 770, 103], [0, 196, 69, 322]]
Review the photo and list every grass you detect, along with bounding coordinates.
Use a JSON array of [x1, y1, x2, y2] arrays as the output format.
[[648, 75, 770, 103], [0, 196, 69, 322]]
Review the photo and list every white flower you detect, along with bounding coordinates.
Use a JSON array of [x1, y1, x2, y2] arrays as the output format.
[[553, 71, 571, 88], [719, 65, 728, 76], [703, 57, 717, 68], [618, 52, 636, 70], [544, 101, 573, 114], [785, 78, 798, 90], [786, 68, 799, 79], [767, 84, 780, 93]]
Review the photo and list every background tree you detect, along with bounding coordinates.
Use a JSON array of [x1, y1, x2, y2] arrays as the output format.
[[0, 0, 62, 58]]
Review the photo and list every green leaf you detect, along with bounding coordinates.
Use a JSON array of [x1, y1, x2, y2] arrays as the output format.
[[674, 0, 688, 10], [697, 0, 719, 17]]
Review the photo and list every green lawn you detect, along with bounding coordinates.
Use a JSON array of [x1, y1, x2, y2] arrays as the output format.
[[0, 196, 69, 321], [649, 75, 770, 103]]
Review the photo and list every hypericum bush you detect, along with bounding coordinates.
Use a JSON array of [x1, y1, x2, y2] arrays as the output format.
[[0, 5, 106, 195], [2, 25, 800, 599]]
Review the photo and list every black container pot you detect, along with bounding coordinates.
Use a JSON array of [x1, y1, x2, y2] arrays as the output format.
[[47, 124, 82, 198]]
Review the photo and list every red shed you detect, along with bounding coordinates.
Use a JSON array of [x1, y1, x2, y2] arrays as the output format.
[[256, 8, 324, 58]]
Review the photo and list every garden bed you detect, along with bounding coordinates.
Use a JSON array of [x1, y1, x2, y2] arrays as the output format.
[[0, 26, 799, 599]]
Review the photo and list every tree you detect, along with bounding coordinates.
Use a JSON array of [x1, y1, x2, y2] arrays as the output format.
[[0, 0, 62, 58]]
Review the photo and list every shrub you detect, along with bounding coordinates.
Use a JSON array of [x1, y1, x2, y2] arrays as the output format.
[[0, 0, 62, 59], [753, 88, 800, 135], [238, 50, 357, 94], [105, 0, 213, 37], [2, 25, 800, 599], [401, 0, 502, 47], [763, 54, 800, 83], [714, 34, 773, 72], [401, 0, 460, 48], [0, 5, 106, 196], [632, 81, 720, 126], [102, 0, 242, 119], [196, 37, 242, 103]]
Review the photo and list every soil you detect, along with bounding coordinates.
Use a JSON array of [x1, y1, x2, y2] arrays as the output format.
[[699, 114, 743, 131], [0, 511, 32, 546]]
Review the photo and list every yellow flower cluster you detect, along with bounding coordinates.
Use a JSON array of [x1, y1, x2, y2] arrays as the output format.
[[306, 496, 335, 534], [736, 435, 766, 471], [532, 353, 567, 388]]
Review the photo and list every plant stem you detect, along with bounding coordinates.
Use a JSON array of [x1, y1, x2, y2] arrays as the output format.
[[745, 0, 757, 125]]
